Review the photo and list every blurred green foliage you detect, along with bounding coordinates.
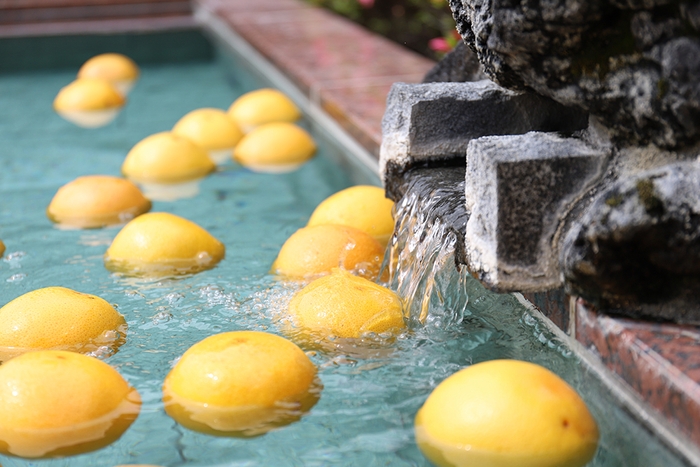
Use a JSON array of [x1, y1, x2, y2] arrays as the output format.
[[307, 0, 458, 60]]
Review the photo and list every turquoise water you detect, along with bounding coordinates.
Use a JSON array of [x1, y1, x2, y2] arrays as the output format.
[[0, 47, 689, 466]]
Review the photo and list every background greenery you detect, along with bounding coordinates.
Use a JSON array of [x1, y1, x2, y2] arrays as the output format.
[[307, 0, 459, 60]]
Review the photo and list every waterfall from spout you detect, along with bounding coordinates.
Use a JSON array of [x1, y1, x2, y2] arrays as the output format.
[[383, 173, 471, 329]]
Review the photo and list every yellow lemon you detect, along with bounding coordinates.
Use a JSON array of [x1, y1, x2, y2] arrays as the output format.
[[77, 53, 139, 95], [273, 224, 383, 280], [0, 287, 127, 361], [415, 360, 599, 467], [163, 331, 319, 437], [0, 239, 4, 257], [122, 132, 215, 200], [104, 212, 225, 277], [287, 268, 404, 340], [53, 78, 125, 128], [0, 350, 141, 458], [227, 88, 301, 132], [172, 108, 244, 165], [307, 185, 394, 247], [47, 175, 151, 229], [234, 122, 316, 173]]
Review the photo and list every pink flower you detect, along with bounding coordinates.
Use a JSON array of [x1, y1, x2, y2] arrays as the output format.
[[358, 0, 374, 7], [428, 37, 451, 53]]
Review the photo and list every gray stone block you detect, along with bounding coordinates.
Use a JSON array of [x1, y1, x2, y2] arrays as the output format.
[[379, 81, 587, 182], [465, 132, 608, 292]]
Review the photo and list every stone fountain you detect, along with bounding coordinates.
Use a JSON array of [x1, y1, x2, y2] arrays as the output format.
[[381, 0, 700, 324]]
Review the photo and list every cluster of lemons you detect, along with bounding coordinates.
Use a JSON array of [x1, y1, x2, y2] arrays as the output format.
[[0, 53, 600, 467]]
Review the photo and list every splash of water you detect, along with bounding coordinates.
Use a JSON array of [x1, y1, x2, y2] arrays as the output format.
[[383, 189, 470, 329]]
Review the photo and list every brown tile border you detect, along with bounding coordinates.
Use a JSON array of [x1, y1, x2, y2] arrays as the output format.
[[576, 299, 700, 447]]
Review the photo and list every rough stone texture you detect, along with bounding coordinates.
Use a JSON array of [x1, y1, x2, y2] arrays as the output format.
[[466, 132, 608, 292], [562, 161, 700, 321], [422, 41, 487, 83], [379, 80, 588, 182], [449, 0, 700, 149]]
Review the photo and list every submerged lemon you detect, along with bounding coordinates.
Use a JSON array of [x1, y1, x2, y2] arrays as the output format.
[[273, 224, 383, 280], [172, 108, 244, 164], [47, 175, 151, 229], [53, 78, 125, 128], [77, 53, 139, 95], [308, 185, 394, 246], [234, 122, 316, 173], [227, 88, 301, 132], [415, 360, 599, 467], [104, 212, 225, 277], [122, 132, 215, 200], [287, 268, 404, 340], [0, 239, 4, 257], [0, 350, 141, 458], [0, 286, 126, 361], [163, 331, 319, 437]]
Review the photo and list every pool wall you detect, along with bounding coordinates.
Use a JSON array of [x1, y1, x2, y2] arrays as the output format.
[[189, 0, 700, 463]]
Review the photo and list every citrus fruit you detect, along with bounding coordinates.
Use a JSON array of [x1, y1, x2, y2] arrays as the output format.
[[77, 53, 139, 95], [273, 224, 383, 279], [53, 78, 125, 128], [0, 350, 141, 458], [0, 239, 4, 257], [234, 122, 316, 173], [307, 185, 394, 246], [227, 88, 301, 132], [287, 268, 404, 340], [172, 108, 244, 164], [122, 131, 215, 200], [415, 359, 599, 467], [104, 212, 225, 277], [47, 175, 151, 229], [0, 286, 127, 361], [163, 331, 319, 437]]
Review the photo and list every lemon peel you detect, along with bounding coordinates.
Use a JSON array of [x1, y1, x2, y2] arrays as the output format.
[[287, 268, 404, 340], [104, 212, 225, 277], [0, 286, 127, 361], [228, 88, 301, 132], [163, 331, 319, 437], [0, 350, 141, 458], [47, 175, 151, 229], [308, 185, 395, 246], [415, 360, 599, 467]]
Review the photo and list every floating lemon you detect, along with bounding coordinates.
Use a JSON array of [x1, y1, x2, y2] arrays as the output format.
[[104, 212, 225, 277], [47, 175, 151, 229], [77, 53, 139, 95], [308, 185, 394, 247], [0, 350, 141, 458], [415, 360, 599, 467], [273, 224, 383, 280], [53, 78, 125, 128], [0, 287, 127, 361], [163, 331, 319, 437], [122, 132, 215, 200], [172, 108, 244, 165], [0, 239, 4, 257], [234, 122, 316, 173], [287, 268, 404, 340], [227, 88, 301, 132]]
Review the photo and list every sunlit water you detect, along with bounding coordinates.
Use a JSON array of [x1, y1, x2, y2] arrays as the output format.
[[0, 54, 688, 466]]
